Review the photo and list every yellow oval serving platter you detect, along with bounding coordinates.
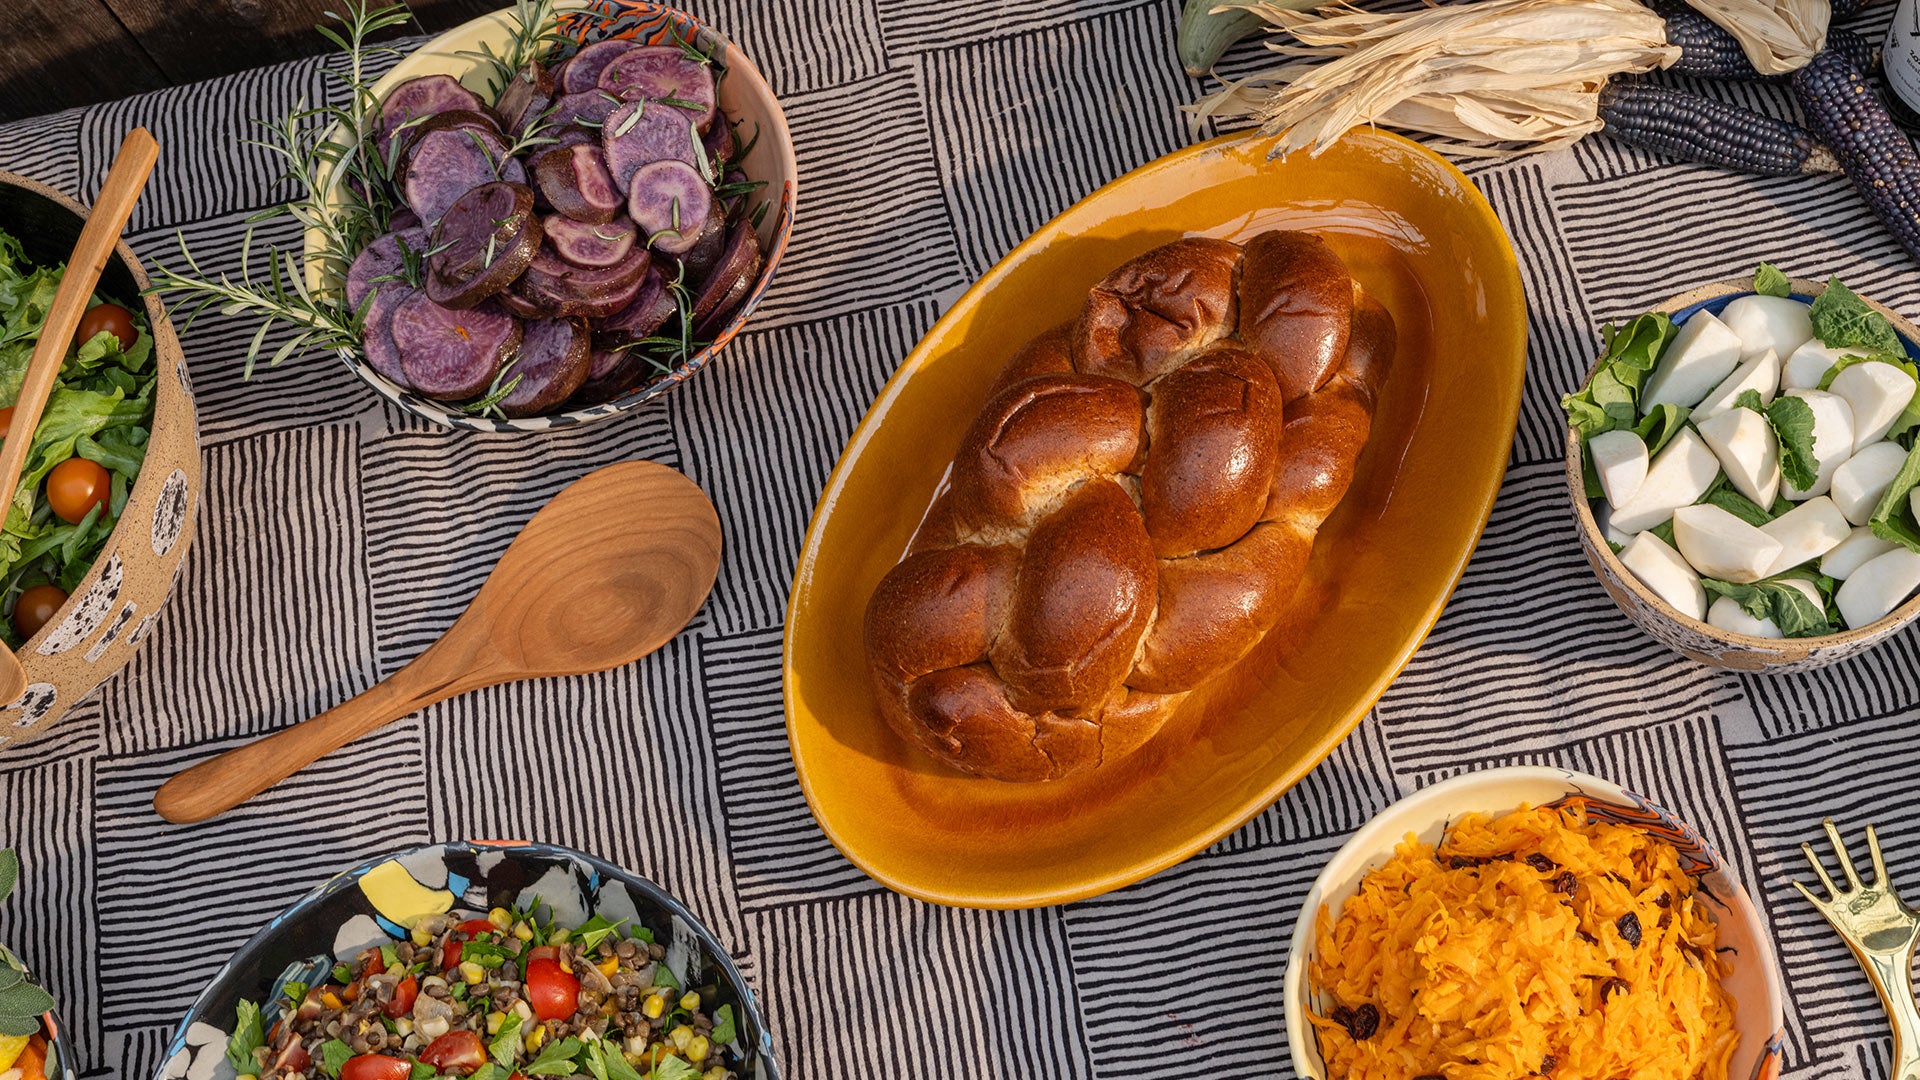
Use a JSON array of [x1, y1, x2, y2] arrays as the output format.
[[783, 128, 1527, 908]]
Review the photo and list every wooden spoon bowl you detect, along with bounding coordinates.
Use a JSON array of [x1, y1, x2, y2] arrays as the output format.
[[153, 459, 721, 823]]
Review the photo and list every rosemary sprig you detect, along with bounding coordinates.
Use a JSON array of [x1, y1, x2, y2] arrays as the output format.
[[460, 357, 525, 417], [453, 0, 566, 102]]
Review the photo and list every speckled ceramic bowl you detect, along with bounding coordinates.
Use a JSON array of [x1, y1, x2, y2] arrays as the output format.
[[1567, 277, 1920, 672], [306, 0, 798, 433], [156, 841, 781, 1080], [0, 171, 201, 748], [0, 942, 77, 1080], [1284, 766, 1785, 1080]]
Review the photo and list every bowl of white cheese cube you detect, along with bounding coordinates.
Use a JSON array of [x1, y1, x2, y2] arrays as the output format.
[[1563, 266, 1920, 671]]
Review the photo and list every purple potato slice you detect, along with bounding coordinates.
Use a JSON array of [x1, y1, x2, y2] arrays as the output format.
[[677, 207, 728, 281], [393, 109, 505, 191], [695, 261, 759, 336], [550, 125, 597, 151], [360, 284, 416, 389], [571, 347, 653, 405], [392, 294, 521, 400], [389, 208, 423, 233], [543, 214, 636, 269], [346, 226, 428, 313], [498, 317, 591, 416], [600, 100, 700, 192], [520, 245, 650, 318], [690, 218, 762, 328], [591, 268, 675, 350], [532, 143, 623, 224], [494, 60, 555, 137], [426, 182, 541, 309], [701, 116, 736, 166], [376, 74, 485, 159], [597, 46, 717, 131], [497, 279, 549, 319], [402, 127, 525, 225], [546, 89, 624, 131], [558, 39, 634, 94], [626, 159, 713, 256]]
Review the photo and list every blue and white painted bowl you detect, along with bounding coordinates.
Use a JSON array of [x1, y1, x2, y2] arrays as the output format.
[[156, 841, 781, 1080]]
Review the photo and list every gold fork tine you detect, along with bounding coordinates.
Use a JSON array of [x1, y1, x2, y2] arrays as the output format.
[[1826, 818, 1867, 892], [1804, 840, 1842, 900], [1869, 825, 1891, 890]]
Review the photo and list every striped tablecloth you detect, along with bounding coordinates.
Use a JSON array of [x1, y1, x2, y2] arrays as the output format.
[[2, 2, 1919, 1077]]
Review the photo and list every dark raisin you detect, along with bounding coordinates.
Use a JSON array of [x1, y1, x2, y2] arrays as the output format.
[[1447, 855, 1482, 870], [1337, 1003, 1380, 1040], [1617, 912, 1643, 947], [1576, 929, 1599, 945], [1527, 853, 1558, 873], [1554, 872, 1578, 895], [1654, 892, 1672, 908], [1658, 910, 1673, 929], [1600, 976, 1630, 1000], [1537, 1053, 1558, 1075]]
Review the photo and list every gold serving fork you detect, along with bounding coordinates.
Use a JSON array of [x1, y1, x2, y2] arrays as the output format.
[[1793, 819, 1920, 1080]]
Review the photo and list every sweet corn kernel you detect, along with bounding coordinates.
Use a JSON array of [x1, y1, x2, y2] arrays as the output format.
[[236, 1075, 258, 1080], [678, 992, 700, 1011], [525, 1025, 548, 1053], [321, 991, 344, 1009], [686, 1036, 710, 1064], [596, 957, 619, 977], [703, 1069, 727, 1080], [512, 921, 534, 942], [667, 1026, 693, 1051], [487, 908, 512, 930], [549, 928, 572, 945], [458, 961, 486, 985], [485, 1012, 507, 1035], [409, 926, 434, 947], [642, 993, 666, 1019]]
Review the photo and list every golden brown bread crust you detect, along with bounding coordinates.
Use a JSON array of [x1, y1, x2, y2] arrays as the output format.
[[863, 229, 1396, 781]]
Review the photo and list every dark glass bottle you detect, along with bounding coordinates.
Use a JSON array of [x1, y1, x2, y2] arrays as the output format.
[[1883, 0, 1920, 132]]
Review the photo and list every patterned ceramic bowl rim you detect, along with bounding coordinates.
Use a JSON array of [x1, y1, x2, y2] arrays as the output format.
[[158, 840, 782, 1080], [304, 0, 799, 432], [0, 942, 75, 1080], [1564, 277, 1920, 652], [1282, 765, 1786, 1080]]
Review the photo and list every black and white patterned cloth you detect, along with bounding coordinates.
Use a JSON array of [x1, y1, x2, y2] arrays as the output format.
[[2, 2, 1919, 1077]]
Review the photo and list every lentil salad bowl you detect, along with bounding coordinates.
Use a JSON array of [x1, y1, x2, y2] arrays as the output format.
[[156, 842, 779, 1080]]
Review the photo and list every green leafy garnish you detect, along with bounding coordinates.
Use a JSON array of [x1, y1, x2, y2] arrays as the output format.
[[648, 1058, 701, 1080], [1754, 263, 1792, 298], [1870, 443, 1920, 552], [468, 1066, 502, 1080], [462, 940, 514, 968], [1702, 483, 1775, 527], [1649, 518, 1677, 548], [652, 965, 681, 991], [1701, 575, 1834, 637], [1561, 312, 1677, 441], [490, 1013, 524, 1067], [710, 1004, 737, 1045], [583, 1041, 643, 1080], [1810, 277, 1905, 355], [332, 962, 354, 985], [320, 1038, 354, 1079], [226, 1000, 266, 1074], [1816, 352, 1918, 391], [525, 1037, 585, 1075], [410, 1063, 439, 1080], [1763, 395, 1820, 491], [576, 915, 627, 952], [379, 944, 400, 971], [282, 980, 309, 1005]]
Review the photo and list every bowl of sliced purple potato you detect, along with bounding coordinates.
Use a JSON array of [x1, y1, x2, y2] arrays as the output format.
[[305, 0, 796, 430], [1564, 264, 1920, 672]]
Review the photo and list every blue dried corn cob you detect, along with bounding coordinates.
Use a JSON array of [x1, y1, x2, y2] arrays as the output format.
[[1661, 5, 1875, 81], [1793, 47, 1920, 261], [1598, 81, 1841, 175]]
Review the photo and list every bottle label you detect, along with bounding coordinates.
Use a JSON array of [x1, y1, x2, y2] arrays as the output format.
[[1887, 0, 1920, 111]]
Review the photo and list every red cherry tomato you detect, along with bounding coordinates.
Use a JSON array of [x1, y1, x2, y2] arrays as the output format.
[[382, 974, 418, 1018], [11, 584, 65, 639], [457, 919, 499, 936], [527, 946, 558, 962], [340, 1056, 413, 1080], [76, 303, 137, 351], [271, 1039, 311, 1074], [46, 458, 110, 524], [524, 957, 580, 1023], [419, 1031, 487, 1075]]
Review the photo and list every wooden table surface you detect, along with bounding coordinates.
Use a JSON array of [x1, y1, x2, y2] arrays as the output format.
[[0, 0, 503, 125]]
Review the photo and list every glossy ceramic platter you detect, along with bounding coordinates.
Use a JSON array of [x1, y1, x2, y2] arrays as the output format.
[[784, 129, 1526, 908]]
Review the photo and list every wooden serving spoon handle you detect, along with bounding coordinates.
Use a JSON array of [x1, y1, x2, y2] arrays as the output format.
[[153, 611, 518, 823], [0, 128, 158, 706]]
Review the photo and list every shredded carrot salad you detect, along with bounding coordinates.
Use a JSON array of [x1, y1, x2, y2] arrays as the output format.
[[1308, 804, 1739, 1080]]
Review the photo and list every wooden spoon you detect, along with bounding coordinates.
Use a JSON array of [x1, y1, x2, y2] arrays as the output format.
[[0, 128, 159, 705], [152, 459, 722, 824]]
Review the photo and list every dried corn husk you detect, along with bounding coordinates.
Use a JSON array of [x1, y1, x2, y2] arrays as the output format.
[[1191, 0, 1680, 158], [1682, 0, 1827, 75]]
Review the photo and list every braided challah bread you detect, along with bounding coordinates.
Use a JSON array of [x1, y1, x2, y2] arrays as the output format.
[[864, 230, 1395, 782]]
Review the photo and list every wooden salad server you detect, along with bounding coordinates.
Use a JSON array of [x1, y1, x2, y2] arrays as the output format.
[[152, 459, 723, 824], [0, 128, 159, 705]]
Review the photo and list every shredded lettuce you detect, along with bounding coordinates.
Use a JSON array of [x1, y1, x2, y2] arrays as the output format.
[[0, 227, 156, 645]]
